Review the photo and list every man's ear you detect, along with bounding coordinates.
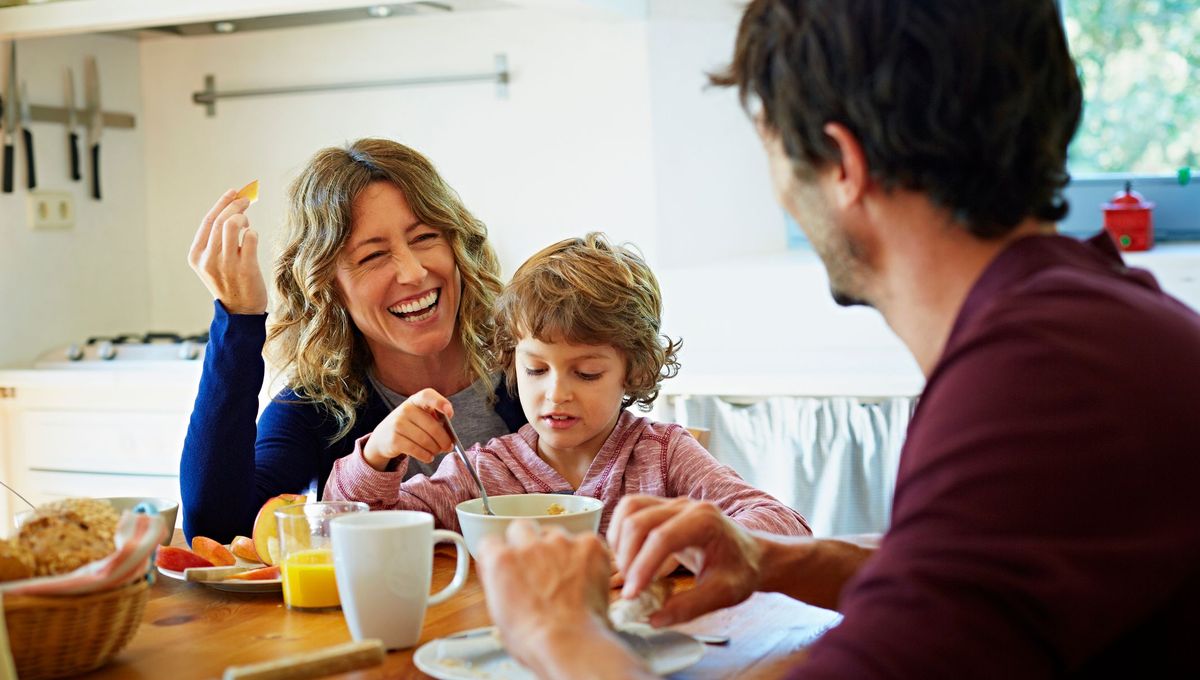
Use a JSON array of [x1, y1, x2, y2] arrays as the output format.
[[823, 122, 869, 208]]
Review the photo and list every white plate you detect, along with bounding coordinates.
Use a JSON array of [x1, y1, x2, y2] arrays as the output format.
[[157, 550, 281, 593], [413, 624, 704, 679]]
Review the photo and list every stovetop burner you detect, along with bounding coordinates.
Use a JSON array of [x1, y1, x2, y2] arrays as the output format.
[[85, 332, 210, 345], [35, 331, 210, 368]]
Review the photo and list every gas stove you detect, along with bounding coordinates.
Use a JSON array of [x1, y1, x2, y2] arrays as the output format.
[[34, 332, 209, 369]]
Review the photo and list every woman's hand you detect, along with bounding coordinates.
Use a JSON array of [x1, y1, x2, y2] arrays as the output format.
[[363, 388, 455, 470], [188, 189, 268, 315]]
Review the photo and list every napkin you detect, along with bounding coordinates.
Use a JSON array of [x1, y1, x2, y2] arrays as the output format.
[[0, 510, 168, 596]]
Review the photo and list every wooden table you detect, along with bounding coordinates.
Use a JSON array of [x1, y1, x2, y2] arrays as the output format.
[[86, 533, 839, 679]]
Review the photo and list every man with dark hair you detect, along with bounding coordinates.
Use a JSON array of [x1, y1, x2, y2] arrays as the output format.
[[474, 1, 1200, 677]]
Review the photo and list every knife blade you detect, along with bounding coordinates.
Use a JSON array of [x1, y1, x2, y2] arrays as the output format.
[[18, 80, 35, 190], [2, 42, 15, 194], [84, 56, 102, 200], [65, 68, 80, 181]]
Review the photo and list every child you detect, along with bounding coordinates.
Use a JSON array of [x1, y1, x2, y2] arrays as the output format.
[[324, 233, 810, 539]]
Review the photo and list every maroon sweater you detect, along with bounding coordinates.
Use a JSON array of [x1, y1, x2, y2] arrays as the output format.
[[795, 234, 1200, 679]]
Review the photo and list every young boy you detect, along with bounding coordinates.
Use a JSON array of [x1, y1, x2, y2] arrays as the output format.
[[324, 233, 809, 539]]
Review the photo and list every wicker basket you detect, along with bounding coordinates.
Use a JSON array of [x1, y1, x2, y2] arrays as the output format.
[[4, 578, 149, 680]]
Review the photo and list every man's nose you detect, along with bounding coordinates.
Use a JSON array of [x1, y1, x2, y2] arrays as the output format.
[[391, 247, 427, 285]]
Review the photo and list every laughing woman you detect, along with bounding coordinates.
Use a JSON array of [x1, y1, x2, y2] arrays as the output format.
[[181, 139, 525, 542]]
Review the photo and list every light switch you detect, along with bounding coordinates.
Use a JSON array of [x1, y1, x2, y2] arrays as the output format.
[[27, 190, 75, 230]]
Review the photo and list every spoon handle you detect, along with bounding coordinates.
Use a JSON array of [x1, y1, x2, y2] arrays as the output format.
[[440, 412, 495, 516]]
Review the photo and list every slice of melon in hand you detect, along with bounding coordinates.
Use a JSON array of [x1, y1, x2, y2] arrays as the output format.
[[235, 179, 260, 204], [234, 180, 259, 249]]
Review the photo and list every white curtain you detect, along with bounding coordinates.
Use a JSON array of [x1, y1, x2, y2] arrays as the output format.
[[670, 396, 914, 537]]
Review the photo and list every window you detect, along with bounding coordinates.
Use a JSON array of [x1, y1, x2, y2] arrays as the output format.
[[1059, 0, 1200, 240], [784, 1, 1200, 247]]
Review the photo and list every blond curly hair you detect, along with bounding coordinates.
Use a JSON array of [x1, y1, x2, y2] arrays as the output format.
[[266, 139, 503, 439], [493, 233, 681, 410]]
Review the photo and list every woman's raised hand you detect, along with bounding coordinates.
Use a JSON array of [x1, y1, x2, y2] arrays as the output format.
[[363, 388, 455, 471], [188, 189, 268, 315]]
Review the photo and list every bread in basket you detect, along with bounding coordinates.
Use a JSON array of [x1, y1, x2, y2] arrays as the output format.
[[4, 578, 149, 679], [1, 497, 166, 679]]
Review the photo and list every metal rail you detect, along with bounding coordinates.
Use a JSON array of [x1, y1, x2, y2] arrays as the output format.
[[192, 53, 508, 117]]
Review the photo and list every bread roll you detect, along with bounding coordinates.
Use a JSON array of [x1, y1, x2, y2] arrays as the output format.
[[19, 513, 114, 577], [0, 538, 35, 582], [608, 579, 673, 627]]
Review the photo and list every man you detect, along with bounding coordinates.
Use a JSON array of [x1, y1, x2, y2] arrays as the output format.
[[476, 1, 1200, 677]]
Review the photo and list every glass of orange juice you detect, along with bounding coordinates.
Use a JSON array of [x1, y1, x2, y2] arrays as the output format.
[[275, 501, 368, 610]]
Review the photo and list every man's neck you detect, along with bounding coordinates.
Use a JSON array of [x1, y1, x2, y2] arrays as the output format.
[[869, 202, 1051, 376]]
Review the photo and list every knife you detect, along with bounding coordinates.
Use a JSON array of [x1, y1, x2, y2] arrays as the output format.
[[84, 56, 102, 200], [18, 80, 35, 189], [65, 68, 80, 181], [2, 43, 15, 194]]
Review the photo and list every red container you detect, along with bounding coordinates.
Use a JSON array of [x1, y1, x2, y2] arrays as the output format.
[[1102, 182, 1155, 251]]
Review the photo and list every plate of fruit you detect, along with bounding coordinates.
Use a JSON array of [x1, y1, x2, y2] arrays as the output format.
[[154, 494, 305, 593]]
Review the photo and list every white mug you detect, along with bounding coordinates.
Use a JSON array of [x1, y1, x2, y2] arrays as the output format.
[[330, 510, 470, 650]]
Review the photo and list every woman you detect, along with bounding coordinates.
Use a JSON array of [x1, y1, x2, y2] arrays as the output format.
[[181, 139, 525, 542]]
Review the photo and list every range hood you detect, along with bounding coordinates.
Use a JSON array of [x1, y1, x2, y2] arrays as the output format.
[[147, 2, 447, 36], [0, 0, 529, 41]]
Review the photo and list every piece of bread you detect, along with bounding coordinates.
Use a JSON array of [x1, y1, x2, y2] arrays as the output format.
[[0, 538, 35, 582], [19, 514, 114, 577], [608, 579, 674, 627]]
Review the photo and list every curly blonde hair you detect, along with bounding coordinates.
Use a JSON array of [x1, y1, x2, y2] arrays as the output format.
[[266, 139, 503, 439], [493, 233, 681, 411]]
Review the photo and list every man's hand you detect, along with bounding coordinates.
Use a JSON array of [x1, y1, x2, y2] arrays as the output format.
[[362, 388, 454, 470], [477, 520, 653, 679], [607, 496, 766, 627]]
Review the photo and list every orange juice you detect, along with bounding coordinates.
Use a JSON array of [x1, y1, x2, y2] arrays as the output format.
[[281, 548, 339, 609]]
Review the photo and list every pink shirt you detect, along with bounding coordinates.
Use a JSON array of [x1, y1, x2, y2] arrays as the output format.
[[325, 410, 810, 536]]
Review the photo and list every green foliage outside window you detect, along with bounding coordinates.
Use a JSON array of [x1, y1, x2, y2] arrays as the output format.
[[1064, 0, 1199, 175]]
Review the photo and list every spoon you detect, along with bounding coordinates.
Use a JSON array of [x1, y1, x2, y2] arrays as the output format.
[[0, 479, 36, 510], [440, 412, 495, 516]]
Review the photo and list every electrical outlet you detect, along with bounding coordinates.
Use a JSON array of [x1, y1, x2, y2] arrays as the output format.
[[27, 190, 76, 230]]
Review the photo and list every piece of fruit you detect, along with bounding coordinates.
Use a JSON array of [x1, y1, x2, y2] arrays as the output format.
[[252, 494, 307, 566], [235, 179, 259, 204], [156, 546, 214, 571], [191, 535, 237, 567], [225, 565, 281, 581], [230, 535, 259, 563]]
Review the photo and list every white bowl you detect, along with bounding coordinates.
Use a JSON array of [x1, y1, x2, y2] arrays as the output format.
[[15, 496, 180, 546], [455, 493, 603, 559]]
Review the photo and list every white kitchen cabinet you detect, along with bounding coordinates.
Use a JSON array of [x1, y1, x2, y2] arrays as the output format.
[[0, 367, 201, 532], [0, 0, 646, 40]]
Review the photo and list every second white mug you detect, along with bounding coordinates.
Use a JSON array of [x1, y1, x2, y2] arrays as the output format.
[[330, 510, 469, 650]]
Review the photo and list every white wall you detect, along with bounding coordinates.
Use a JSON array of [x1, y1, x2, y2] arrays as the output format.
[[139, 7, 658, 335], [646, 0, 784, 268], [0, 34, 149, 367]]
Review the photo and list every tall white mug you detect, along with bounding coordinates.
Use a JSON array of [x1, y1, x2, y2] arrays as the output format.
[[330, 510, 470, 650]]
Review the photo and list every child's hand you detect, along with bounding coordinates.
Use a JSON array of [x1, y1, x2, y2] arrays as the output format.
[[363, 388, 455, 471]]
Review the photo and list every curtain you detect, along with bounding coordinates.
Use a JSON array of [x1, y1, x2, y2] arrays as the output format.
[[670, 395, 914, 537]]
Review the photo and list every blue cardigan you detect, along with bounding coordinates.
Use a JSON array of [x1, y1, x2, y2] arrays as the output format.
[[180, 302, 526, 542]]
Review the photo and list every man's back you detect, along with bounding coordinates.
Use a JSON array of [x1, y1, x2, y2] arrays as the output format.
[[800, 233, 1200, 678]]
